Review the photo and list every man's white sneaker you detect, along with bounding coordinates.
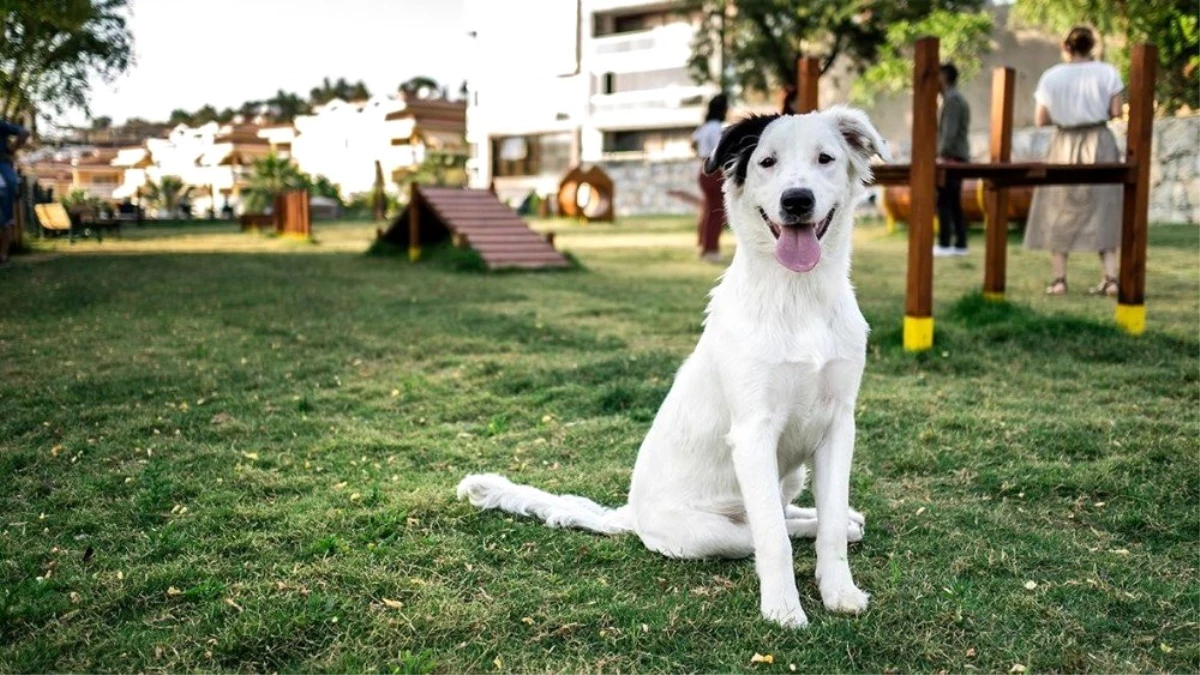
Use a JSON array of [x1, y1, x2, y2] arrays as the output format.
[[933, 246, 955, 257], [952, 247, 969, 256]]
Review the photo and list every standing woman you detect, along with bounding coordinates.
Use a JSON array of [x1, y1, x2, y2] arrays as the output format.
[[1025, 26, 1125, 296], [694, 94, 728, 263]]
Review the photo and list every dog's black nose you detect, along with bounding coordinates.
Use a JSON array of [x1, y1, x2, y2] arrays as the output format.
[[780, 188, 815, 219]]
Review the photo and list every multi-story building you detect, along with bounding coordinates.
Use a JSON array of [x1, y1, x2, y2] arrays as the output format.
[[465, 0, 721, 211]]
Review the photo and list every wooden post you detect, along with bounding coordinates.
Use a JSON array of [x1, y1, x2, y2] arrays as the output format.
[[794, 55, 820, 114], [273, 192, 286, 234], [982, 66, 1015, 301], [408, 182, 421, 262], [13, 171, 26, 251], [1116, 43, 1156, 336], [904, 37, 939, 352], [372, 160, 386, 221]]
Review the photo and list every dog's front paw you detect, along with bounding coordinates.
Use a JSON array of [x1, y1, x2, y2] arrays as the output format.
[[761, 598, 809, 629], [819, 582, 870, 615]]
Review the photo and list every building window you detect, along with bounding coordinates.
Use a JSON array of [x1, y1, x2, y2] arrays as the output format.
[[491, 132, 572, 178], [594, 9, 701, 36], [602, 127, 694, 157], [593, 67, 692, 95]]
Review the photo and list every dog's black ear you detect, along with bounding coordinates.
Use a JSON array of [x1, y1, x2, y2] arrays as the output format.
[[703, 114, 782, 186], [823, 105, 890, 181]]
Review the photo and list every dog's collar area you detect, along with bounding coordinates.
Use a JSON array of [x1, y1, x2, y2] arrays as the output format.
[[758, 206, 836, 240]]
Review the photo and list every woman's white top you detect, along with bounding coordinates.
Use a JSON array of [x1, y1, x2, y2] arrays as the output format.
[[693, 120, 724, 159], [1034, 61, 1124, 128]]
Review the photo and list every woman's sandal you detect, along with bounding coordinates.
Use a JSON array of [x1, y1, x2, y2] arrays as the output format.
[[1088, 276, 1119, 297], [1045, 277, 1068, 295]]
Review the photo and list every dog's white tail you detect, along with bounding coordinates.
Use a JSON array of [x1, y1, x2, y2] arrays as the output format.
[[456, 473, 633, 535]]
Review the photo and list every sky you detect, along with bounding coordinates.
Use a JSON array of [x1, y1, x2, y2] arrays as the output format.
[[63, 0, 472, 127]]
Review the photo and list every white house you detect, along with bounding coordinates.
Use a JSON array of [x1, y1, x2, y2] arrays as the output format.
[[111, 121, 274, 215], [277, 94, 466, 199]]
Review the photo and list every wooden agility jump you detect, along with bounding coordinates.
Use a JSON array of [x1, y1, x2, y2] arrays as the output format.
[[378, 184, 571, 270], [792, 37, 1157, 350]]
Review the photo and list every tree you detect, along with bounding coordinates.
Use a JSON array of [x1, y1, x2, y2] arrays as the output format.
[[852, 11, 994, 103], [90, 114, 111, 129], [192, 104, 219, 124], [309, 77, 371, 106], [399, 75, 440, 99], [168, 108, 193, 125], [243, 153, 309, 213], [679, 0, 991, 105], [0, 0, 134, 119], [309, 174, 342, 204], [264, 89, 310, 123], [142, 175, 193, 216], [1012, 0, 1198, 114]]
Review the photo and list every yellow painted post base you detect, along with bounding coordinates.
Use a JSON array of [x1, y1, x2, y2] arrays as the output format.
[[903, 315, 934, 352], [1115, 303, 1146, 335], [982, 291, 1005, 302], [408, 246, 421, 262]]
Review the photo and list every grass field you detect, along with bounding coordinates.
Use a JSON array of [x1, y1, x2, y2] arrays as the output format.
[[1, 217, 1197, 674]]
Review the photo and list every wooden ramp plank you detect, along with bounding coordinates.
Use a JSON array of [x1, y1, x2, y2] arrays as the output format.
[[382, 186, 572, 270]]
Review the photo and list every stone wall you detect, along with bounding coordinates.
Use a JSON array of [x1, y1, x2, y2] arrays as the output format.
[[601, 115, 1199, 223], [599, 157, 702, 217]]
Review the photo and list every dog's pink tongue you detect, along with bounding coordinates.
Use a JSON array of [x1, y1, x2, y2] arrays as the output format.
[[774, 225, 821, 272]]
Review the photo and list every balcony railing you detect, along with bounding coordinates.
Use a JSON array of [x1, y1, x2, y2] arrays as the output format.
[[589, 23, 694, 72], [590, 83, 719, 115]]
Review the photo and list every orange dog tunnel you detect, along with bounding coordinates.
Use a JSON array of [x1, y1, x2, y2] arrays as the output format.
[[879, 179, 1033, 231]]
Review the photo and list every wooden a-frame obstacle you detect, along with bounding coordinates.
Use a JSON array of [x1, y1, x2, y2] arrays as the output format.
[[791, 37, 1157, 350], [378, 183, 572, 270]]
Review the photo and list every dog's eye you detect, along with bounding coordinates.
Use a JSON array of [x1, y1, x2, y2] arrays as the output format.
[[818, 153, 835, 165], [758, 156, 776, 168]]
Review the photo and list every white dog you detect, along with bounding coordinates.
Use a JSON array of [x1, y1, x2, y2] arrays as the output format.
[[458, 107, 888, 628]]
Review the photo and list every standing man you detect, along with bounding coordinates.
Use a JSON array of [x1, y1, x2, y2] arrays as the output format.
[[0, 118, 30, 266], [935, 63, 970, 257]]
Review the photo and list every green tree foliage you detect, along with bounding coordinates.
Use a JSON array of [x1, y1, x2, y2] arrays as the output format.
[[679, 0, 991, 102], [243, 153, 316, 213], [89, 114, 111, 129], [1012, 0, 1198, 113], [399, 76, 441, 99], [853, 11, 994, 103], [309, 77, 372, 106], [309, 174, 342, 204], [264, 89, 311, 123], [395, 147, 468, 198], [0, 0, 134, 119], [142, 175, 193, 215]]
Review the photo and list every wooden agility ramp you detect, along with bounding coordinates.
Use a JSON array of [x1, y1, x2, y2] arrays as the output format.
[[380, 185, 571, 270]]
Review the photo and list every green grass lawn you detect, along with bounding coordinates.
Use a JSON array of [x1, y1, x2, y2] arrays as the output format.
[[2, 217, 1197, 674]]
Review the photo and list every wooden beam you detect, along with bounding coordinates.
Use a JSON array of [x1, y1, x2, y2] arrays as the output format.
[[904, 36, 939, 352], [1116, 42, 1157, 335], [408, 182, 421, 262], [795, 55, 820, 114], [983, 66, 1015, 301], [868, 162, 1134, 187]]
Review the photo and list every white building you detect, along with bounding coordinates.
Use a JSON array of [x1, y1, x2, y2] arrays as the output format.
[[111, 121, 274, 215], [269, 94, 467, 199], [465, 0, 721, 206]]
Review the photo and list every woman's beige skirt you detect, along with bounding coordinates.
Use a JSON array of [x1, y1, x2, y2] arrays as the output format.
[[1024, 125, 1123, 252]]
